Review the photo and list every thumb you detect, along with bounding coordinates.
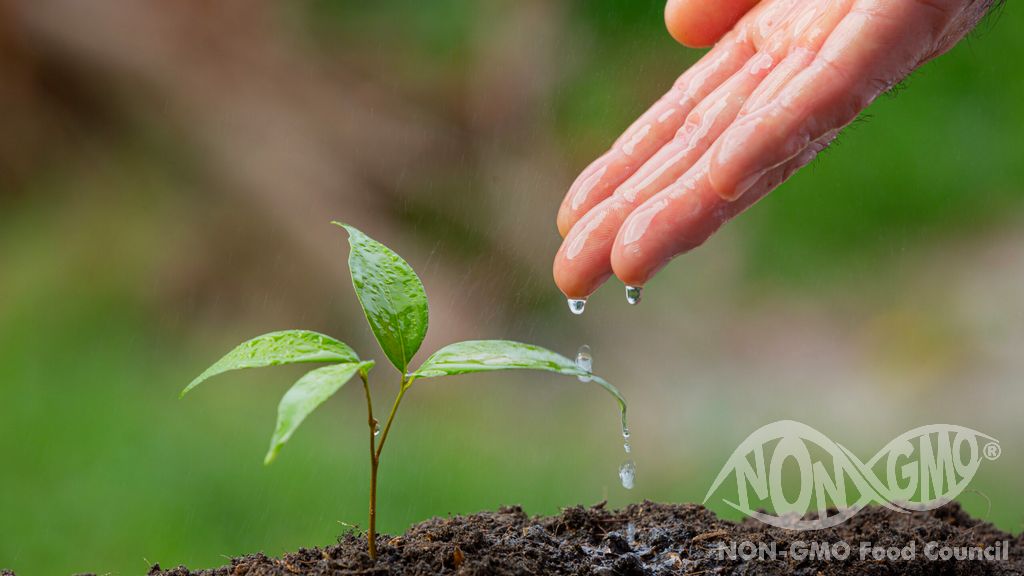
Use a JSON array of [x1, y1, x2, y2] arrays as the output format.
[[665, 0, 760, 48]]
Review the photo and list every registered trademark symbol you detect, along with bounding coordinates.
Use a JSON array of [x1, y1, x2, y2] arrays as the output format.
[[983, 442, 1001, 460]]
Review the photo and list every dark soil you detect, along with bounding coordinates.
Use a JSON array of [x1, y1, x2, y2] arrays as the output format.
[[47, 502, 1024, 575]]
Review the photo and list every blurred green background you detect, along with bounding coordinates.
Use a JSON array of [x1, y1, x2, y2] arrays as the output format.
[[1, 0, 1022, 573]]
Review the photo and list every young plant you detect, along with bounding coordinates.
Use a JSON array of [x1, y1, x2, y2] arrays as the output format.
[[181, 223, 626, 559]]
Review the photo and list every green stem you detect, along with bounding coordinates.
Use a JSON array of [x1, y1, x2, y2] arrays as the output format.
[[364, 373, 415, 561], [374, 376, 414, 461], [368, 457, 379, 559], [359, 370, 379, 560]]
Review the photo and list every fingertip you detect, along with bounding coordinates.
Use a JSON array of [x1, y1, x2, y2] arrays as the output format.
[[664, 0, 759, 48], [611, 260, 654, 291], [612, 254, 665, 291], [553, 209, 621, 299], [556, 211, 571, 238], [609, 201, 668, 288], [664, 0, 710, 47], [553, 234, 585, 299], [553, 249, 611, 300], [609, 238, 659, 289]]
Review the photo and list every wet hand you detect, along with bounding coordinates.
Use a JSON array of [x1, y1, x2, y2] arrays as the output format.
[[553, 0, 994, 300]]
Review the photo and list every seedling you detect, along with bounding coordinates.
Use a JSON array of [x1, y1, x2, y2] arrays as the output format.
[[182, 223, 626, 559]]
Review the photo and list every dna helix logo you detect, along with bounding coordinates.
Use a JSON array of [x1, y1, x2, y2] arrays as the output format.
[[704, 421, 1000, 530]]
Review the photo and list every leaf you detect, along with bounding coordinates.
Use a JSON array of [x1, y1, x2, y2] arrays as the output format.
[[335, 223, 428, 373], [265, 361, 374, 464], [182, 330, 359, 397], [411, 340, 626, 414]]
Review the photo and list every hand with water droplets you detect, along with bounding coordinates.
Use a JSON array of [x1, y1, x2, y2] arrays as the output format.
[[553, 0, 996, 299]]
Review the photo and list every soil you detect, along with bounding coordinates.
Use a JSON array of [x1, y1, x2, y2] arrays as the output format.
[[21, 502, 1024, 576]]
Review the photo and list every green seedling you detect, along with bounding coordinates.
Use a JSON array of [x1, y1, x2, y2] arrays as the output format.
[[182, 223, 626, 560]]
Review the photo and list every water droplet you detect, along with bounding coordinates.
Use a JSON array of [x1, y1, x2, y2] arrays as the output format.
[[619, 460, 636, 490], [575, 345, 592, 382], [619, 419, 634, 473], [567, 298, 587, 315], [625, 285, 642, 305], [374, 423, 381, 437]]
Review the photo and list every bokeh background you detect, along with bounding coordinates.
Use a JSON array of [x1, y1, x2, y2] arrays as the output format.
[[2, 0, 1022, 573]]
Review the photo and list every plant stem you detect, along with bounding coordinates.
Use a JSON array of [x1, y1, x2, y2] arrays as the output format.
[[374, 376, 412, 461], [361, 375, 415, 560], [362, 373, 415, 561], [368, 457, 379, 559], [359, 370, 379, 560]]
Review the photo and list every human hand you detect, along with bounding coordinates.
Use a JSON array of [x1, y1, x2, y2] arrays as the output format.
[[553, 0, 995, 302]]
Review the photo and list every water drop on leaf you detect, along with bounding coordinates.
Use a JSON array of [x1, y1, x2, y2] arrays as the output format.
[[575, 345, 593, 382]]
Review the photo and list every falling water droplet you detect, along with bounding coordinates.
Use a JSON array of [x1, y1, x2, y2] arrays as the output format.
[[625, 285, 642, 305], [374, 423, 381, 437], [567, 298, 587, 315], [619, 416, 635, 487], [619, 460, 636, 490], [575, 345, 593, 382]]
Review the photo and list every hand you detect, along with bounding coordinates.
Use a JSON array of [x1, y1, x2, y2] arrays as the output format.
[[553, 0, 995, 300]]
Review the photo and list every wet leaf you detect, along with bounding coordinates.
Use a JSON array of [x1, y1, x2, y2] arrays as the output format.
[[182, 330, 359, 397], [265, 361, 374, 464], [411, 340, 626, 412], [335, 223, 428, 374]]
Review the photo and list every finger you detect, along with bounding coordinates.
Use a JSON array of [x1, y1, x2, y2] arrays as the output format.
[[620, 48, 782, 207], [553, 207, 619, 298], [556, 32, 756, 237], [665, 0, 761, 48], [553, 0, 828, 298], [610, 0, 949, 285], [708, 0, 955, 202], [555, 0, 808, 237], [553, 46, 783, 298], [610, 129, 838, 286]]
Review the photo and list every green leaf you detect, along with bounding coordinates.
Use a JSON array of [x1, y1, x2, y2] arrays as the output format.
[[411, 340, 626, 414], [334, 223, 428, 373], [265, 361, 374, 464], [182, 330, 359, 397]]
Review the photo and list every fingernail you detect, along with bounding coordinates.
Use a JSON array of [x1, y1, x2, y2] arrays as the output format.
[[723, 169, 766, 201]]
